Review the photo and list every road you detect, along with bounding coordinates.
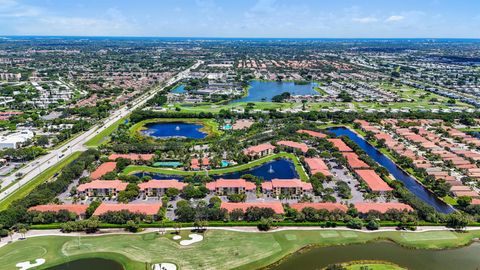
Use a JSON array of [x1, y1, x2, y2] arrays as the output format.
[[0, 60, 203, 203]]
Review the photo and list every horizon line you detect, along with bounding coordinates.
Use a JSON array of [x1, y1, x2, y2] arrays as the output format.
[[2, 35, 480, 40]]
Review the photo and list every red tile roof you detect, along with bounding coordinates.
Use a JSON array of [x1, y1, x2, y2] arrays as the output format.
[[290, 202, 347, 212], [28, 204, 89, 215], [354, 202, 413, 213], [206, 179, 256, 191], [304, 158, 332, 176], [91, 162, 117, 179], [261, 179, 312, 190], [138, 180, 187, 190], [191, 158, 210, 169], [77, 180, 128, 192], [243, 143, 275, 156], [343, 152, 370, 169], [93, 203, 162, 216], [327, 139, 352, 152], [108, 153, 154, 161], [276, 140, 309, 153], [221, 202, 284, 214], [355, 169, 393, 192], [297, 129, 326, 138]]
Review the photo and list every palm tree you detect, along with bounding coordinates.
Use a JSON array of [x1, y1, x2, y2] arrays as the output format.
[[19, 228, 27, 239], [8, 230, 14, 242]]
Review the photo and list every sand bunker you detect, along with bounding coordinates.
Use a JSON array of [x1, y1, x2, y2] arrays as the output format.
[[172, 235, 181, 240], [16, 258, 46, 270], [152, 263, 177, 270], [179, 234, 203, 246]]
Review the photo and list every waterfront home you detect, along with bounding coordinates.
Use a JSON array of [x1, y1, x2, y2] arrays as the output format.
[[90, 162, 117, 180], [342, 152, 370, 169], [108, 153, 154, 161], [190, 158, 210, 170], [262, 179, 313, 197], [304, 157, 332, 177], [138, 180, 187, 197], [354, 202, 413, 214], [243, 143, 275, 158], [206, 179, 256, 195], [354, 169, 393, 193], [327, 138, 353, 152], [220, 202, 285, 214], [77, 180, 128, 197], [276, 140, 309, 153], [290, 202, 347, 212], [297, 129, 327, 138], [92, 203, 162, 217], [28, 204, 89, 220]]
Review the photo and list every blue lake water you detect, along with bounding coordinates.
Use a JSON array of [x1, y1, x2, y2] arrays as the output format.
[[213, 158, 298, 180], [328, 127, 454, 214], [141, 122, 207, 139], [134, 158, 298, 181], [233, 80, 319, 103], [172, 85, 186, 93]]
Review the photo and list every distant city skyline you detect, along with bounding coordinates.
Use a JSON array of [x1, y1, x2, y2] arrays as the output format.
[[0, 0, 479, 38]]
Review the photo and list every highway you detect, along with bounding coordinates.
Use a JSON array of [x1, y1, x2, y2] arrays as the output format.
[[0, 60, 202, 203]]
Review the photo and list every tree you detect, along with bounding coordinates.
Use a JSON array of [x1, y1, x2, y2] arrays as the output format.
[[366, 220, 380, 230], [446, 213, 469, 231], [126, 220, 140, 233], [457, 196, 472, 208], [86, 201, 101, 218], [165, 188, 180, 200], [346, 218, 363, 229], [257, 218, 273, 231], [209, 196, 222, 208]]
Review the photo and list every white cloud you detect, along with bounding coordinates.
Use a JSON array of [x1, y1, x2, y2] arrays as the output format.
[[386, 15, 405, 22], [352, 17, 378, 23]]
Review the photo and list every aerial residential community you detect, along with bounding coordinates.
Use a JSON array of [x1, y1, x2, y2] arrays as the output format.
[[0, 1, 480, 270]]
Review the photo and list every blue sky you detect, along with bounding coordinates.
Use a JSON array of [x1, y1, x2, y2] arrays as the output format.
[[0, 0, 479, 38]]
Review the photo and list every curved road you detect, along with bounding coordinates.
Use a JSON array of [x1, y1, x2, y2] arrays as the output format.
[[0, 60, 202, 204]]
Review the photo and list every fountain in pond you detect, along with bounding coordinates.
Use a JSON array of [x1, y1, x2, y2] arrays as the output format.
[[175, 125, 180, 131], [268, 165, 274, 174]]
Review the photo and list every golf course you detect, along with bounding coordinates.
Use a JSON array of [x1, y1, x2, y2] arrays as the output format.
[[1, 228, 480, 270]]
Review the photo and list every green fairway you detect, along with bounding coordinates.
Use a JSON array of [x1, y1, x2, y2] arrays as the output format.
[[123, 152, 309, 181], [0, 229, 479, 270], [0, 152, 82, 211], [85, 117, 127, 147]]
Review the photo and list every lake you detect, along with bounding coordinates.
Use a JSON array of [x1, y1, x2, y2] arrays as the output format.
[[46, 258, 123, 270], [134, 158, 299, 181], [269, 242, 480, 270], [327, 127, 454, 214], [141, 122, 207, 139], [233, 80, 319, 102], [212, 158, 299, 180]]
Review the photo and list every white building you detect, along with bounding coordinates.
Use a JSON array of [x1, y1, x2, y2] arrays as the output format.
[[0, 130, 34, 149]]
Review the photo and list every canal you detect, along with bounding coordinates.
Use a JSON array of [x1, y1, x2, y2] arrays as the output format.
[[328, 127, 454, 214]]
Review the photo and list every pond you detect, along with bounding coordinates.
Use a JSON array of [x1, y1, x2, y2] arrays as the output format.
[[327, 127, 454, 214], [134, 158, 299, 181], [213, 158, 298, 180], [233, 80, 319, 103], [46, 258, 124, 270], [269, 241, 480, 270], [141, 122, 207, 139], [171, 84, 186, 93]]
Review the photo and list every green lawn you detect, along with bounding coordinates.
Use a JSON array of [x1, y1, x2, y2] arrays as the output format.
[[84, 117, 127, 147], [0, 152, 82, 211], [346, 262, 405, 270], [0, 229, 479, 270], [123, 152, 309, 181]]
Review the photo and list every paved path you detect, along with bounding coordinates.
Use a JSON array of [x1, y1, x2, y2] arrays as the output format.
[[0, 60, 203, 204]]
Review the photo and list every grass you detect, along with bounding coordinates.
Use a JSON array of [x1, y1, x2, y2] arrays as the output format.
[[123, 152, 309, 182], [0, 229, 479, 270], [346, 262, 406, 270], [0, 152, 81, 211], [84, 117, 127, 147], [130, 118, 222, 138]]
